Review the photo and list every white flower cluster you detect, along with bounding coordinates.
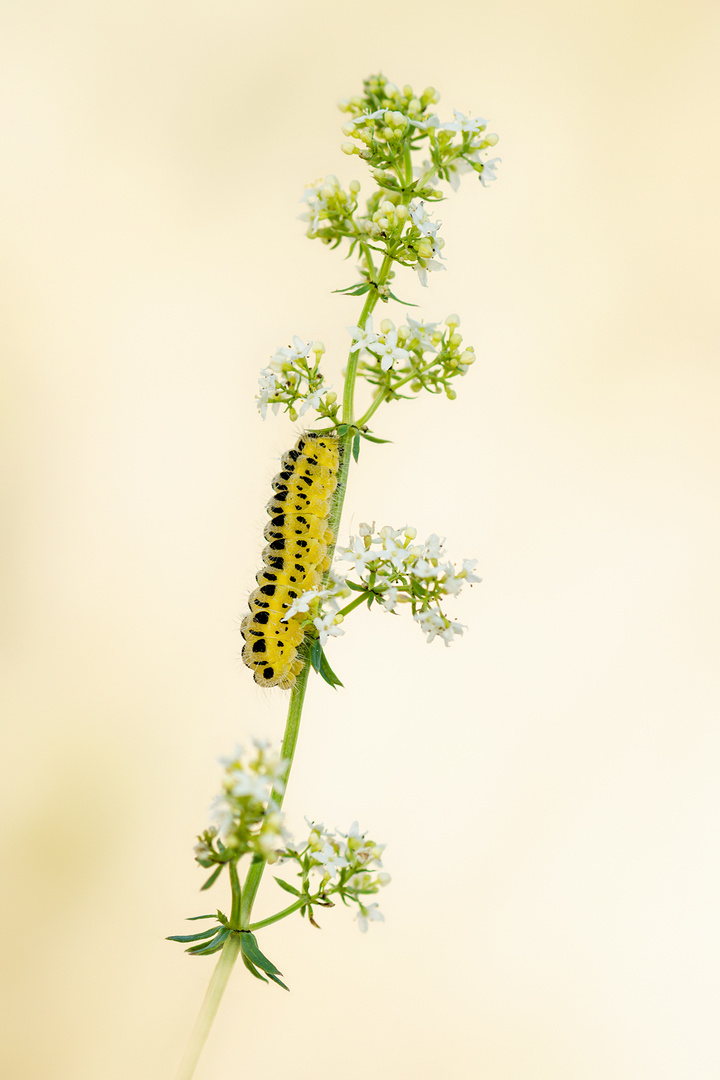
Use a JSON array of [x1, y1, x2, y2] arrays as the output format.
[[299, 174, 360, 238], [338, 523, 481, 646], [281, 571, 350, 646], [347, 315, 410, 372], [255, 335, 334, 422], [407, 199, 445, 285], [287, 819, 390, 932], [347, 312, 475, 407], [201, 741, 290, 862]]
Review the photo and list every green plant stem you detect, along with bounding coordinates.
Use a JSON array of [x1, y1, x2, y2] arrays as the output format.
[[175, 931, 242, 1080], [228, 861, 242, 929], [239, 639, 313, 927], [248, 897, 307, 931], [342, 253, 392, 425], [336, 591, 375, 619], [178, 249, 398, 1080]]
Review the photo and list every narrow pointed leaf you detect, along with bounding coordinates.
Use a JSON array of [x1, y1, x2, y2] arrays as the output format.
[[186, 913, 217, 921], [242, 954, 268, 984], [264, 970, 290, 991], [166, 926, 221, 944], [332, 283, 371, 296], [310, 638, 323, 673], [359, 432, 392, 444], [385, 289, 418, 307], [241, 933, 289, 991], [274, 877, 302, 897], [310, 636, 343, 688], [344, 580, 368, 593], [240, 932, 283, 975], [200, 865, 224, 891], [352, 433, 361, 462], [188, 929, 231, 956]]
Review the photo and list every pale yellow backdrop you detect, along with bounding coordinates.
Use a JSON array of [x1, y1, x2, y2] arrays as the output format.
[[2, 1, 719, 1078]]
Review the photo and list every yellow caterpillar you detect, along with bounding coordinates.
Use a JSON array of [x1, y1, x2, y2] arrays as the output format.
[[241, 433, 340, 689]]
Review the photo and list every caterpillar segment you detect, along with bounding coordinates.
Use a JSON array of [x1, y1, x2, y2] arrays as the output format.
[[242, 432, 341, 689]]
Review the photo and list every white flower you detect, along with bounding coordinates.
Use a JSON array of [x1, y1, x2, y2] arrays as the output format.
[[209, 794, 237, 841], [382, 586, 398, 612], [337, 536, 374, 574], [312, 842, 349, 879], [256, 367, 279, 420], [409, 199, 441, 238], [440, 619, 465, 645], [407, 113, 440, 131], [313, 611, 345, 647], [228, 771, 273, 803], [423, 534, 445, 559], [413, 608, 448, 644], [297, 383, 330, 417], [281, 588, 326, 621], [299, 177, 342, 233], [344, 107, 387, 128], [415, 257, 445, 288], [439, 109, 487, 134], [356, 903, 385, 933], [447, 157, 474, 192], [347, 316, 379, 354], [461, 558, 482, 584], [479, 157, 502, 187], [281, 334, 314, 363], [404, 316, 439, 352], [440, 563, 468, 596], [375, 329, 410, 372], [414, 558, 442, 581]]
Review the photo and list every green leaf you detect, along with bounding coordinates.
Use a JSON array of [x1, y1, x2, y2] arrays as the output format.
[[386, 289, 418, 307], [242, 954, 269, 984], [241, 932, 289, 991], [359, 432, 392, 445], [310, 637, 323, 672], [332, 283, 371, 296], [166, 925, 221, 944], [187, 928, 231, 955], [185, 913, 218, 921], [274, 877, 301, 897], [200, 865, 224, 891], [240, 932, 283, 975], [352, 433, 360, 463], [310, 640, 344, 689], [343, 579, 368, 593]]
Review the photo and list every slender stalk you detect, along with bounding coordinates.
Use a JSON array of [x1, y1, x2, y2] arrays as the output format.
[[249, 898, 307, 931], [175, 933, 242, 1080], [228, 861, 242, 929], [342, 253, 392, 425], [177, 236, 398, 1080], [239, 642, 312, 928]]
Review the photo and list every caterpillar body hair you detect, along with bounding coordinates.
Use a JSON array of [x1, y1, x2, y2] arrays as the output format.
[[241, 432, 341, 689]]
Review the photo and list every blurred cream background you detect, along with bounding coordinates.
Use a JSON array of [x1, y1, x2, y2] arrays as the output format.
[[1, 1, 719, 1078]]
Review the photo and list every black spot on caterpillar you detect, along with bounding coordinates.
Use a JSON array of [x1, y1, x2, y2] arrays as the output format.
[[241, 433, 340, 689]]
